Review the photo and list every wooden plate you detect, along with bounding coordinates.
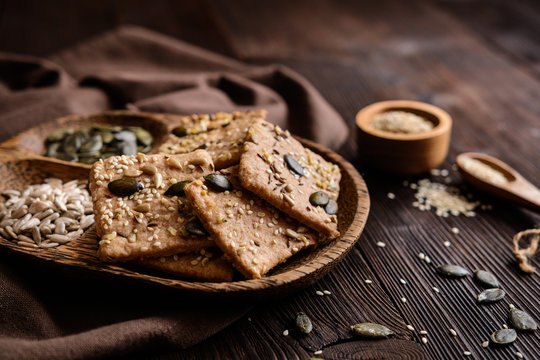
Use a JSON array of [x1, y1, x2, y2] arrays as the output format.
[[0, 112, 370, 299]]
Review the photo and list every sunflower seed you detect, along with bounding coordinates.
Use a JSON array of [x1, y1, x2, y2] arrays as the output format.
[[509, 309, 537, 331], [295, 312, 313, 334], [436, 264, 469, 278], [350, 323, 393, 338], [474, 270, 500, 288], [490, 329, 517, 345], [141, 164, 158, 175], [478, 288, 505, 304]]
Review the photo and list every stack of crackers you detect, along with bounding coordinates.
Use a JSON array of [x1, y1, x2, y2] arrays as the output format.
[[89, 111, 341, 281]]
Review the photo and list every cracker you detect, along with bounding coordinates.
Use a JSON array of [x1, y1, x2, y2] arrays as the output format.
[[89, 150, 215, 262], [159, 110, 266, 169], [184, 166, 319, 279], [137, 248, 234, 282], [238, 119, 341, 237]]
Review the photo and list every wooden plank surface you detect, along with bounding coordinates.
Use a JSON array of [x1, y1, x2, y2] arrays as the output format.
[[1, 1, 539, 359]]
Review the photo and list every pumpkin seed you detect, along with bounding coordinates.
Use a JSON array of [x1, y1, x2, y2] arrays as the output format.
[[172, 126, 188, 137], [108, 178, 144, 197], [134, 128, 153, 146], [45, 125, 153, 163], [295, 312, 313, 334], [509, 309, 537, 331], [46, 129, 72, 143], [164, 180, 191, 196], [478, 288, 505, 303], [350, 323, 394, 338], [284, 155, 304, 176], [474, 270, 500, 288], [80, 135, 103, 153], [436, 264, 469, 278], [324, 198, 338, 215], [490, 329, 517, 345], [184, 219, 208, 237], [204, 174, 233, 192], [309, 191, 329, 207]]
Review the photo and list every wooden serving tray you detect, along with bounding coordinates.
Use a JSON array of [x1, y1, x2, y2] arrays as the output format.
[[0, 111, 370, 299]]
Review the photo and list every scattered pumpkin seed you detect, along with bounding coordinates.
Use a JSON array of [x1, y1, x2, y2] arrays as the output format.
[[309, 191, 329, 207], [164, 180, 192, 196], [295, 312, 313, 334], [284, 155, 304, 176], [474, 270, 500, 288], [478, 288, 506, 304], [436, 264, 469, 278], [324, 198, 338, 215], [108, 178, 144, 197], [490, 329, 517, 345], [204, 174, 233, 192], [184, 219, 208, 237], [350, 323, 394, 338], [509, 309, 537, 331]]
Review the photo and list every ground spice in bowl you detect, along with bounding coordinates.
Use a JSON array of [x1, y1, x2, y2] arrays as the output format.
[[369, 111, 434, 134]]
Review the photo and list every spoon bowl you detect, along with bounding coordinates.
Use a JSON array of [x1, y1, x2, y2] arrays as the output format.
[[456, 152, 540, 213]]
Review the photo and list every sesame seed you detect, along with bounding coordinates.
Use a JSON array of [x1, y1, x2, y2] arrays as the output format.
[[364, 279, 373, 284], [316, 291, 324, 296], [376, 241, 386, 248], [401, 297, 407, 303], [421, 337, 428, 344], [449, 329, 457, 336], [400, 278, 407, 285], [444, 241, 451, 247], [424, 256, 431, 264], [482, 341, 489, 348], [451, 227, 459, 234], [387, 192, 395, 199], [406, 325, 415, 331], [323, 290, 331, 295], [463, 351, 471, 356], [314, 350, 322, 355], [418, 253, 425, 260], [433, 287, 440, 293], [516, 352, 523, 359], [419, 330, 428, 335], [283, 330, 289, 336]]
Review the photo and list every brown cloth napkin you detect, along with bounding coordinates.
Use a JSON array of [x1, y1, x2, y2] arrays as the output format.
[[0, 26, 347, 360]]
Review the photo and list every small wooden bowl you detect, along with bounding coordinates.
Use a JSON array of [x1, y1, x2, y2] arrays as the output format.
[[0, 110, 172, 169], [355, 100, 452, 174]]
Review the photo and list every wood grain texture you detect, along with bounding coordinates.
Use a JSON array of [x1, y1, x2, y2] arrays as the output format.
[[2, 0, 540, 359], [0, 136, 370, 299]]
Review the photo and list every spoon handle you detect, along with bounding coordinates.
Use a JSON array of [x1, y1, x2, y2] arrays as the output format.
[[508, 178, 540, 212]]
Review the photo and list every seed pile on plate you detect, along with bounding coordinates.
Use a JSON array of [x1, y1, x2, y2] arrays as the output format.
[[88, 110, 341, 281], [0, 178, 94, 248], [45, 125, 153, 164]]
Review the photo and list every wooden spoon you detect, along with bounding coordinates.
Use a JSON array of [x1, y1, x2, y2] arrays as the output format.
[[456, 152, 540, 213]]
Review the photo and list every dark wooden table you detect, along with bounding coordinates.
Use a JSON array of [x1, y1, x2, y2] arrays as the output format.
[[1, 1, 539, 359]]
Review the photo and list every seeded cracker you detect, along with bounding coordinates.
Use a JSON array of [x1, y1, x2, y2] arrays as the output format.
[[159, 110, 267, 169], [238, 119, 341, 237], [137, 248, 234, 282], [90, 150, 215, 262], [184, 166, 319, 279]]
